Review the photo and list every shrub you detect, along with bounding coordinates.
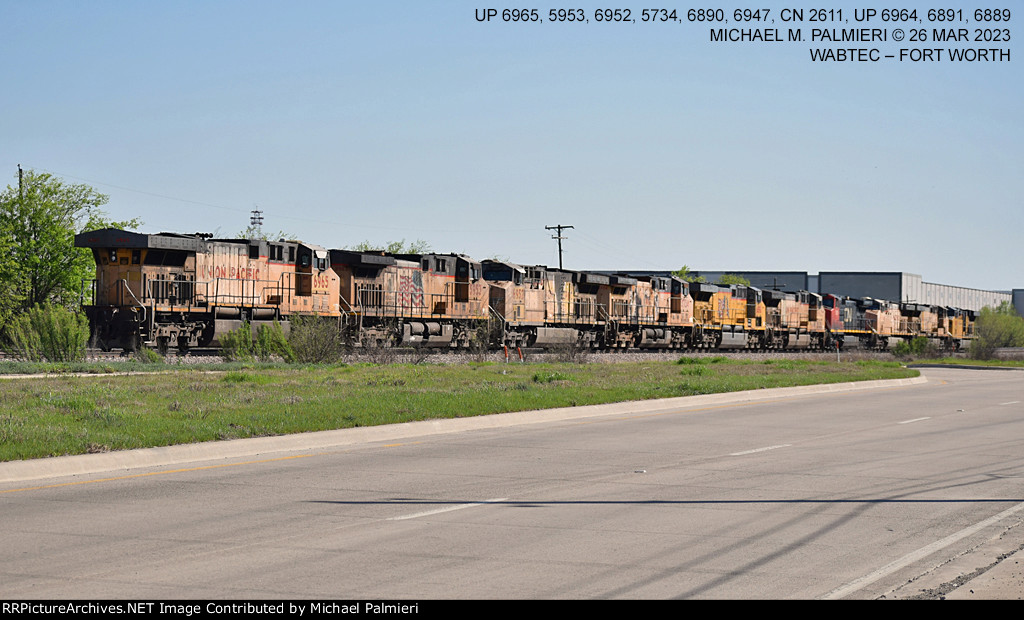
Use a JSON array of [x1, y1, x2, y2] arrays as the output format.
[[220, 321, 256, 362], [135, 346, 164, 364], [288, 315, 345, 364], [4, 304, 89, 362], [220, 321, 294, 362], [971, 302, 1024, 360], [255, 321, 293, 362], [892, 336, 938, 359], [550, 340, 589, 364]]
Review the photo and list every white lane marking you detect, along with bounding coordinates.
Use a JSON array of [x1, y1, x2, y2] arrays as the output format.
[[730, 444, 791, 456], [821, 501, 1024, 600], [898, 417, 931, 424], [1000, 401, 1020, 405], [387, 498, 508, 521]]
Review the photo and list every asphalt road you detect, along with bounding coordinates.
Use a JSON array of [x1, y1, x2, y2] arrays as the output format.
[[2, 368, 1022, 599]]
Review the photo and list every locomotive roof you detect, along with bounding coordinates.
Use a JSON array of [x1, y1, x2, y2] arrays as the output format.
[[481, 259, 525, 273], [414, 252, 481, 263], [329, 249, 398, 267], [762, 289, 797, 302], [573, 272, 610, 286], [74, 228, 207, 252], [689, 282, 726, 294]]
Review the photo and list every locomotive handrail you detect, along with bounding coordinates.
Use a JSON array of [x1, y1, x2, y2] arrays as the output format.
[[79, 278, 97, 307], [488, 305, 507, 340], [347, 285, 484, 321], [203, 276, 282, 306], [118, 279, 146, 324], [143, 276, 206, 308]]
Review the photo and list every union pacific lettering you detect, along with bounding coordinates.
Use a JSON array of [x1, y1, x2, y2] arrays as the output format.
[[202, 265, 261, 280]]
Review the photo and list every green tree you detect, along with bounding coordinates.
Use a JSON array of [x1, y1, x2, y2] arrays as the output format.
[[0, 169, 140, 330], [671, 265, 705, 283], [971, 302, 1024, 359], [716, 273, 751, 286], [0, 219, 20, 329], [350, 239, 432, 254], [237, 226, 295, 241]]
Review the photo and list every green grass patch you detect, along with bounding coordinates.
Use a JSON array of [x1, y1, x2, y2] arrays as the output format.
[[0, 359, 917, 461]]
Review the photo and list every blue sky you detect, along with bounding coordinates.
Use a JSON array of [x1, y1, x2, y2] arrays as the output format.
[[3, 1, 1020, 290]]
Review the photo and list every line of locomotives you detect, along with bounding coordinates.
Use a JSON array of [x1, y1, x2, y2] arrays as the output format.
[[75, 228, 977, 354]]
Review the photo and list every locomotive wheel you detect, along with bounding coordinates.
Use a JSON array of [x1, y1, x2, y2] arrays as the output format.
[[198, 323, 215, 347]]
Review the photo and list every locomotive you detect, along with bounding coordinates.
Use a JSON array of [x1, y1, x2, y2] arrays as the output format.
[[75, 228, 976, 354], [74, 228, 337, 352]]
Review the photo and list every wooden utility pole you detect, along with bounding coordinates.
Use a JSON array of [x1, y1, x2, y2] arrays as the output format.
[[545, 224, 573, 269]]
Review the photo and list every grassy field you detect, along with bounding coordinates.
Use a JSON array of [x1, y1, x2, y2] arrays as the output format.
[[0, 358, 917, 462]]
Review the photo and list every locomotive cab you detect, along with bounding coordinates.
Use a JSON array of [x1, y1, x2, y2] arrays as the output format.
[[75, 228, 207, 351]]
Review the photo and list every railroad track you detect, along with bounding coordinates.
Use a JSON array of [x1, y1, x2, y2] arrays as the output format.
[[0, 346, 956, 366]]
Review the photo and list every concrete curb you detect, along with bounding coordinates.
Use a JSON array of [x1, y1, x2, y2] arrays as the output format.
[[907, 363, 1024, 371], [0, 375, 928, 484]]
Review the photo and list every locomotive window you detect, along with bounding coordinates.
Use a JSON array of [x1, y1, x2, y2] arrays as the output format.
[[422, 260, 429, 271], [436, 259, 447, 272], [164, 251, 188, 267], [132, 249, 141, 264], [483, 268, 510, 282], [249, 244, 260, 260], [143, 250, 188, 267], [288, 247, 295, 263]]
